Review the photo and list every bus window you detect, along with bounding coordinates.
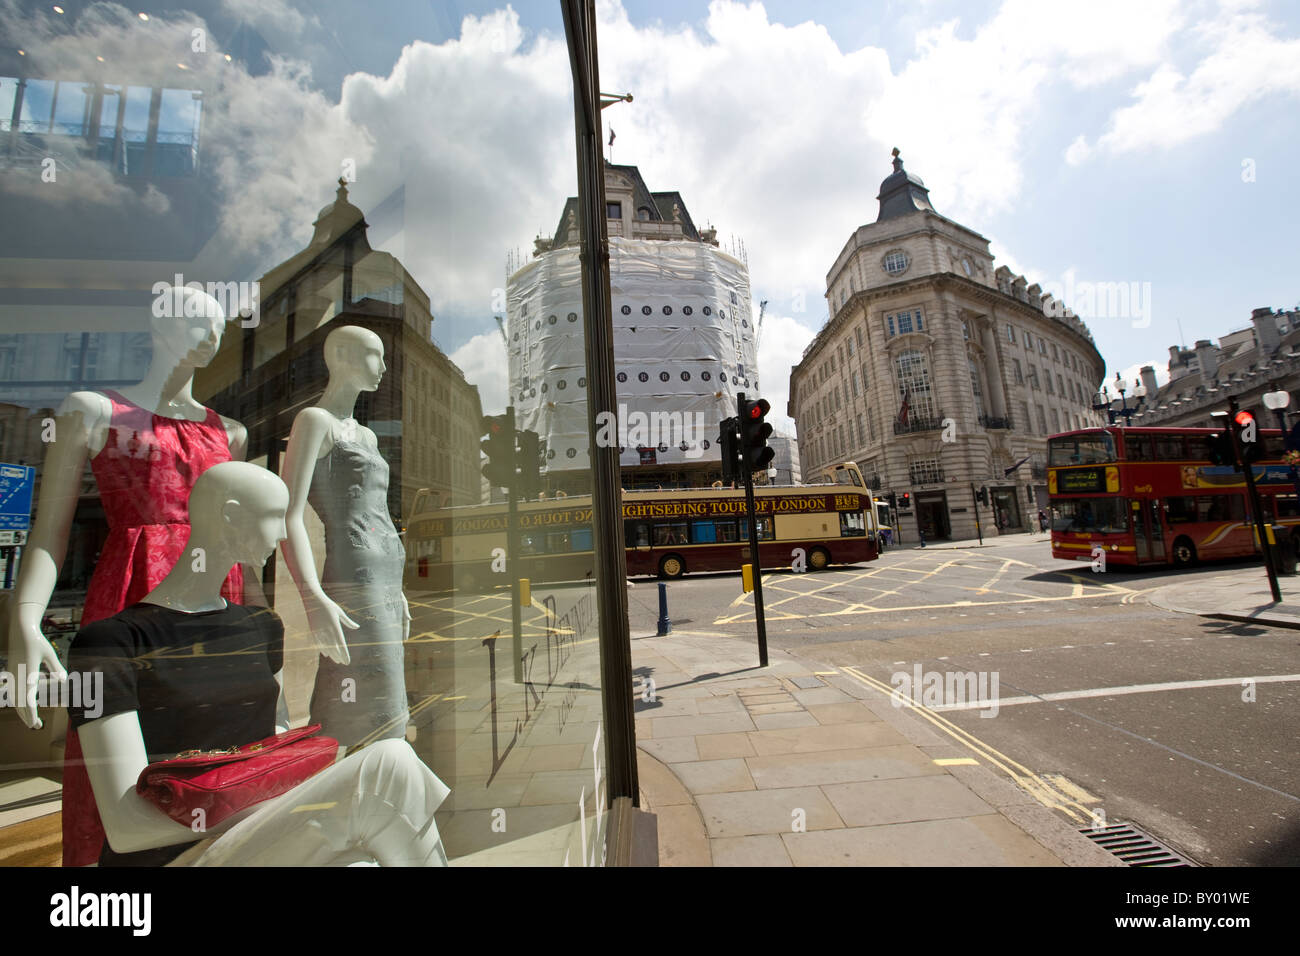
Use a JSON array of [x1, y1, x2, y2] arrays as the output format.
[[521, 533, 543, 555], [740, 517, 774, 541], [1125, 435, 1155, 461], [1277, 496, 1300, 518], [1052, 498, 1127, 533], [572, 526, 593, 551], [1185, 435, 1214, 461], [1166, 496, 1197, 523], [715, 520, 739, 542], [546, 531, 572, 552], [1048, 433, 1115, 466], [1153, 435, 1185, 460], [625, 521, 651, 548], [654, 522, 689, 546], [1264, 434, 1285, 458], [690, 520, 717, 543], [839, 510, 866, 536]]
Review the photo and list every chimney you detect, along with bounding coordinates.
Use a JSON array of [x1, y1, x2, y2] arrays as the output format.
[[1252, 307, 1281, 353], [1140, 365, 1159, 397], [1194, 339, 1220, 378]]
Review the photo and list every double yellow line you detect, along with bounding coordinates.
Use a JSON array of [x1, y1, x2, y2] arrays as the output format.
[[839, 664, 1099, 823]]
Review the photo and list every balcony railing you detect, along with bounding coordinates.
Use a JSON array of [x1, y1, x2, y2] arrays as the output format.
[[893, 415, 944, 435], [979, 414, 1012, 430]]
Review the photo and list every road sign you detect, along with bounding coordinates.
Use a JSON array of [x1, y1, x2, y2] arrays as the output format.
[[0, 463, 35, 533]]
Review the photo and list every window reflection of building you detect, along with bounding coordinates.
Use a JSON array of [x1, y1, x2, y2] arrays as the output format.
[[195, 179, 483, 530]]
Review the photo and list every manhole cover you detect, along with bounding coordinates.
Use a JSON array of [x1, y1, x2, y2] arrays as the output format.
[[1080, 823, 1194, 867]]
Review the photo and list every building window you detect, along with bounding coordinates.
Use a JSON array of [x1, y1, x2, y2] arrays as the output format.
[[894, 349, 935, 421], [606, 201, 622, 219], [1024, 331, 1032, 349], [851, 371, 860, 397], [637, 206, 651, 220], [886, 315, 895, 337], [1046, 374, 1054, 396], [1037, 405, 1048, 434], [882, 249, 909, 276], [1038, 338, 1048, 356], [969, 357, 986, 419], [1012, 359, 1024, 385], [1028, 365, 1040, 390], [846, 337, 854, 358], [909, 457, 943, 485], [1051, 344, 1059, 362], [1006, 324, 1016, 344], [1051, 409, 1061, 433], [856, 327, 864, 349], [961, 319, 970, 340], [1057, 374, 1065, 396], [1019, 402, 1031, 433]]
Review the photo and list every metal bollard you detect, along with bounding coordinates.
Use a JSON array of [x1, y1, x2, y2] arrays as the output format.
[[657, 581, 672, 636]]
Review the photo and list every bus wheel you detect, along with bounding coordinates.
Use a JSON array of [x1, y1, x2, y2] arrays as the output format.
[[809, 547, 831, 571], [1171, 537, 1197, 568], [658, 554, 686, 579]]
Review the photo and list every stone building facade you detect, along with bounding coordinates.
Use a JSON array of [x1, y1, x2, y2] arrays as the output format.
[[789, 151, 1107, 541], [1121, 307, 1300, 429]]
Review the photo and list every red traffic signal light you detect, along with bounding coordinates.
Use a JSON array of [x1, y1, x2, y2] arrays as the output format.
[[1235, 410, 1255, 428]]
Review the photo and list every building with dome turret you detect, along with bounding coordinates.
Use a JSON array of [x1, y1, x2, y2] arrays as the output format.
[[789, 151, 1108, 540]]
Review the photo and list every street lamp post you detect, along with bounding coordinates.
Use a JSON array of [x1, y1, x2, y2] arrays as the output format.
[[1093, 375, 1147, 425]]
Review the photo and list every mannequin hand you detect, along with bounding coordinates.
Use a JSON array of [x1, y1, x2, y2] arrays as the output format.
[[304, 595, 357, 666], [7, 619, 68, 730], [401, 593, 411, 642]]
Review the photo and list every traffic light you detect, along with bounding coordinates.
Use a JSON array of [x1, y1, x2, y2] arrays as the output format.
[[718, 417, 741, 484], [481, 413, 514, 489], [977, 486, 989, 506], [1208, 430, 1235, 467], [1234, 410, 1262, 465], [739, 397, 774, 472], [517, 429, 542, 499], [900, 492, 912, 510]]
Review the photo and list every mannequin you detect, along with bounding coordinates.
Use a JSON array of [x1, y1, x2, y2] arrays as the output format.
[[6, 286, 247, 730], [279, 325, 410, 750], [72, 461, 449, 866]]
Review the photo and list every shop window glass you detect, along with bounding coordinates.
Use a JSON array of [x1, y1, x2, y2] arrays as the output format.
[[0, 3, 615, 870]]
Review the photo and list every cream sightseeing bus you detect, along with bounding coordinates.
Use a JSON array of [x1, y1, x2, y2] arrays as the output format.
[[405, 464, 878, 590]]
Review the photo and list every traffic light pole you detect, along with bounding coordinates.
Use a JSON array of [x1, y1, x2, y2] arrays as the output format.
[[737, 392, 768, 667], [970, 483, 983, 546], [504, 406, 525, 683], [1229, 397, 1282, 603]]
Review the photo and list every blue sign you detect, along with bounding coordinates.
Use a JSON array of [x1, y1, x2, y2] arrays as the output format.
[[0, 464, 35, 532]]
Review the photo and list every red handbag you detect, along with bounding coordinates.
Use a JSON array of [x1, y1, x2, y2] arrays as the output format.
[[136, 725, 339, 828]]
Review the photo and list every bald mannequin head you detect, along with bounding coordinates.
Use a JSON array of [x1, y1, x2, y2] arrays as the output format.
[[189, 462, 289, 569], [322, 325, 386, 393], [149, 285, 227, 369]]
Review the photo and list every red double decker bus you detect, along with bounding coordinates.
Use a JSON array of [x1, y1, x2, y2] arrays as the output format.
[[1047, 425, 1300, 568]]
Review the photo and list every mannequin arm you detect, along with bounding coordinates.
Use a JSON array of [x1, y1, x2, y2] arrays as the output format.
[[6, 393, 106, 728], [279, 407, 356, 664], [274, 669, 290, 734], [78, 711, 254, 854]]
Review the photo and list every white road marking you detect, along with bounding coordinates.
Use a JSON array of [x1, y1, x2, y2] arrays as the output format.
[[932, 673, 1300, 712]]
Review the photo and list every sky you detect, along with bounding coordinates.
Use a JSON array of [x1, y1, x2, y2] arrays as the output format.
[[13, 0, 1296, 434]]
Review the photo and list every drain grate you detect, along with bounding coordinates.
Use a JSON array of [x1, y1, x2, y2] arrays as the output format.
[[1080, 823, 1194, 867]]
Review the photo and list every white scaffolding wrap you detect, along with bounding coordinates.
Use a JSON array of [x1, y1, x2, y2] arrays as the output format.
[[506, 238, 758, 472]]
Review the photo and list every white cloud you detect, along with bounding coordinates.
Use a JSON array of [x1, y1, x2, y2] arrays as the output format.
[[757, 311, 815, 435], [1063, 134, 1092, 166], [451, 330, 509, 416]]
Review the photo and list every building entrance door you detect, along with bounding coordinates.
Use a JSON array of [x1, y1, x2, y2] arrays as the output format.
[[991, 488, 1022, 533], [917, 493, 950, 540]]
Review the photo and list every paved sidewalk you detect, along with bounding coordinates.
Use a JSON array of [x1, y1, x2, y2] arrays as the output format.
[[1150, 566, 1300, 629], [894, 531, 1051, 551], [631, 629, 1121, 867]]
